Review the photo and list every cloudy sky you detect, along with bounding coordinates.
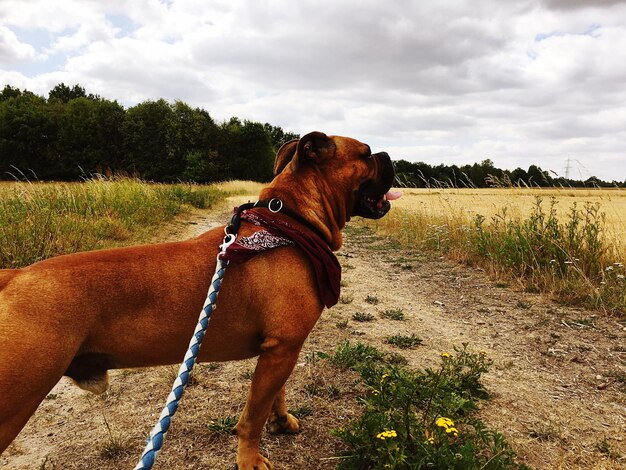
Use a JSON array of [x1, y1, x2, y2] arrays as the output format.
[[1, 0, 625, 181]]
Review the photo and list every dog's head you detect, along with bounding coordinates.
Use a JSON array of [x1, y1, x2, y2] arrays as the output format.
[[273, 131, 400, 221]]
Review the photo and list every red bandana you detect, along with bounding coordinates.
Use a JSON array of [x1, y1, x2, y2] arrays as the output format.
[[220, 210, 342, 308]]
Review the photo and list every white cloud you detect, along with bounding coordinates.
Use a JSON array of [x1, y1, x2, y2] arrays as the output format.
[[0, 26, 37, 63], [0, 0, 625, 181]]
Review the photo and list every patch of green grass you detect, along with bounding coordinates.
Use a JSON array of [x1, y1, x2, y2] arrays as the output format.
[[336, 319, 349, 329], [380, 308, 405, 321], [365, 295, 379, 305], [208, 415, 238, 434], [385, 333, 423, 349], [352, 312, 375, 322], [329, 340, 385, 370], [289, 404, 314, 419]]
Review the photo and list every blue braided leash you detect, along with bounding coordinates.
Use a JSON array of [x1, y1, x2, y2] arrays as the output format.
[[133, 232, 236, 470]]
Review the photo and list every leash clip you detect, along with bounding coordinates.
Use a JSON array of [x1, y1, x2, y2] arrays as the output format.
[[219, 233, 237, 255]]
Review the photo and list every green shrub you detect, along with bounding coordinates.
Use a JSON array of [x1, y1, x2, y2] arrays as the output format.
[[331, 344, 528, 469], [473, 197, 625, 314]]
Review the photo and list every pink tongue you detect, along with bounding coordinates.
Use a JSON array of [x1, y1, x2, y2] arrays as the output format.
[[385, 190, 402, 201]]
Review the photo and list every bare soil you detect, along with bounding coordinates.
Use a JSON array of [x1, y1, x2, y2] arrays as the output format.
[[2, 198, 625, 470]]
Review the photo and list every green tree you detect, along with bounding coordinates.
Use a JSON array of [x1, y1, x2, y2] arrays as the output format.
[[216, 119, 275, 182], [54, 97, 125, 178], [48, 83, 89, 103], [510, 167, 528, 186], [263, 123, 299, 152], [0, 85, 21, 102], [0, 91, 57, 179], [527, 164, 552, 187], [122, 99, 178, 180], [173, 101, 219, 182]]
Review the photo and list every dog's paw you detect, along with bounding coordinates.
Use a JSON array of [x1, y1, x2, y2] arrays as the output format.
[[266, 412, 300, 434], [236, 452, 274, 470]]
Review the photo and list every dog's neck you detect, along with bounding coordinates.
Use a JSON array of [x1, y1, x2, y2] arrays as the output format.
[[259, 172, 346, 251]]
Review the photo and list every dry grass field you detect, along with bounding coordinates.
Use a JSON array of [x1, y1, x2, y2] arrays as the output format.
[[392, 188, 626, 255]]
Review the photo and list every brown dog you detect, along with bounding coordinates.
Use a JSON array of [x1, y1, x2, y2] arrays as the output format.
[[0, 132, 397, 469]]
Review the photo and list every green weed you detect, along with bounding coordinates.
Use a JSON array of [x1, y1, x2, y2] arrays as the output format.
[[329, 340, 385, 370], [381, 308, 406, 321], [385, 334, 423, 349], [352, 312, 375, 322], [207, 415, 238, 434]]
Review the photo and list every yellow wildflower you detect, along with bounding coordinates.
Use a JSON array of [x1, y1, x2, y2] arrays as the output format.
[[440, 352, 452, 359], [436, 417, 459, 437], [436, 417, 454, 428], [380, 373, 390, 383], [376, 430, 397, 440]]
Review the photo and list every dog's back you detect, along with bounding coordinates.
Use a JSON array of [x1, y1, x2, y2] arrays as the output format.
[[0, 269, 16, 290]]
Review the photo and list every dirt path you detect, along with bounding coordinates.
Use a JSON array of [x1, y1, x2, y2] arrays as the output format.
[[2, 199, 625, 469]]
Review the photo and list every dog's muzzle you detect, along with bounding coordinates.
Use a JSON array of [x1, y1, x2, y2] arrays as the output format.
[[353, 152, 398, 219]]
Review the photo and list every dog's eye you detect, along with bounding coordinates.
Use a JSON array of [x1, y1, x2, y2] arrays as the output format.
[[362, 145, 372, 159]]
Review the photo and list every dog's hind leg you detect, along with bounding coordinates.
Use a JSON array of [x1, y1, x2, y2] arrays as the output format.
[[0, 350, 69, 455], [0, 394, 49, 454], [266, 385, 300, 435], [0, 305, 80, 454]]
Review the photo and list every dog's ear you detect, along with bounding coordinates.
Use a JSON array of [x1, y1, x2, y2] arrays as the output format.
[[273, 139, 298, 175], [297, 131, 336, 165]]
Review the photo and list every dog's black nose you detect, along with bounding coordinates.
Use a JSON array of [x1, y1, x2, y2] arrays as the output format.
[[374, 152, 395, 185]]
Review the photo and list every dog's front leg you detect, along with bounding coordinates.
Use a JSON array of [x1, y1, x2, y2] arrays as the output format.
[[235, 340, 301, 470]]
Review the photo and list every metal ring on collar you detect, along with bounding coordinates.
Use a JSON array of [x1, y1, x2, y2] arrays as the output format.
[[268, 198, 283, 213]]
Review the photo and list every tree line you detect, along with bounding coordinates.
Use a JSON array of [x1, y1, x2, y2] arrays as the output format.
[[1, 83, 622, 187], [0, 83, 297, 182], [394, 158, 625, 189]]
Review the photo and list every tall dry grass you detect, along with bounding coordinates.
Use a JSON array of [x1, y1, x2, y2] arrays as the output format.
[[369, 188, 626, 316], [0, 178, 230, 269]]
